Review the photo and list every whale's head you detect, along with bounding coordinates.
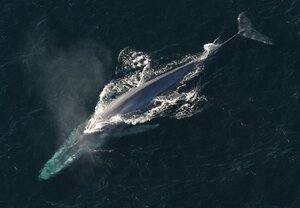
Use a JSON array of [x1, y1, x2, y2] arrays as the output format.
[[38, 124, 107, 180], [38, 131, 85, 180]]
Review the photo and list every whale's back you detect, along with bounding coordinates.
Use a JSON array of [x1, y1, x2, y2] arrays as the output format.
[[101, 61, 196, 119]]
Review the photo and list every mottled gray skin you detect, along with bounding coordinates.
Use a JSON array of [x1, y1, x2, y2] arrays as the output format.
[[101, 61, 197, 119]]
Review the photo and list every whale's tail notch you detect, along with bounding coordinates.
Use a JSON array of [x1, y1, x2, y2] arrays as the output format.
[[237, 12, 273, 45]]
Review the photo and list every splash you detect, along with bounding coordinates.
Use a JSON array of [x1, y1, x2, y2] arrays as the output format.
[[84, 43, 219, 134]]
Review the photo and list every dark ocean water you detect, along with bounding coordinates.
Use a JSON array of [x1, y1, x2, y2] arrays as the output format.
[[1, 0, 300, 207]]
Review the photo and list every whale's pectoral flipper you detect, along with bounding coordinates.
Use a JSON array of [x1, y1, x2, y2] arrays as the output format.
[[120, 124, 160, 137], [238, 12, 273, 45]]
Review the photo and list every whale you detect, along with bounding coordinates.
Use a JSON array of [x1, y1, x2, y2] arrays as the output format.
[[38, 13, 272, 180]]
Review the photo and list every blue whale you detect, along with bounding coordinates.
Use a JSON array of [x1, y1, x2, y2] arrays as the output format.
[[38, 13, 272, 180]]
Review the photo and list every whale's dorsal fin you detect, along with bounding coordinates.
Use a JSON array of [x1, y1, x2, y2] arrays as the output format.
[[238, 12, 273, 45]]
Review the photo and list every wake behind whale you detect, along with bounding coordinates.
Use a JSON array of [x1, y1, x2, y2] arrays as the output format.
[[39, 13, 272, 180]]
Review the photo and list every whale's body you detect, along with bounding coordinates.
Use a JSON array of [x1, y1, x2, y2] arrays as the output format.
[[101, 62, 197, 119], [39, 13, 272, 180], [38, 59, 200, 180]]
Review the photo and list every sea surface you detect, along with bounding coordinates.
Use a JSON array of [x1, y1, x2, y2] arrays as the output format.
[[1, 0, 300, 207]]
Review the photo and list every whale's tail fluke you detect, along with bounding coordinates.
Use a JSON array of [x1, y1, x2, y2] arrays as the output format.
[[237, 12, 273, 45]]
